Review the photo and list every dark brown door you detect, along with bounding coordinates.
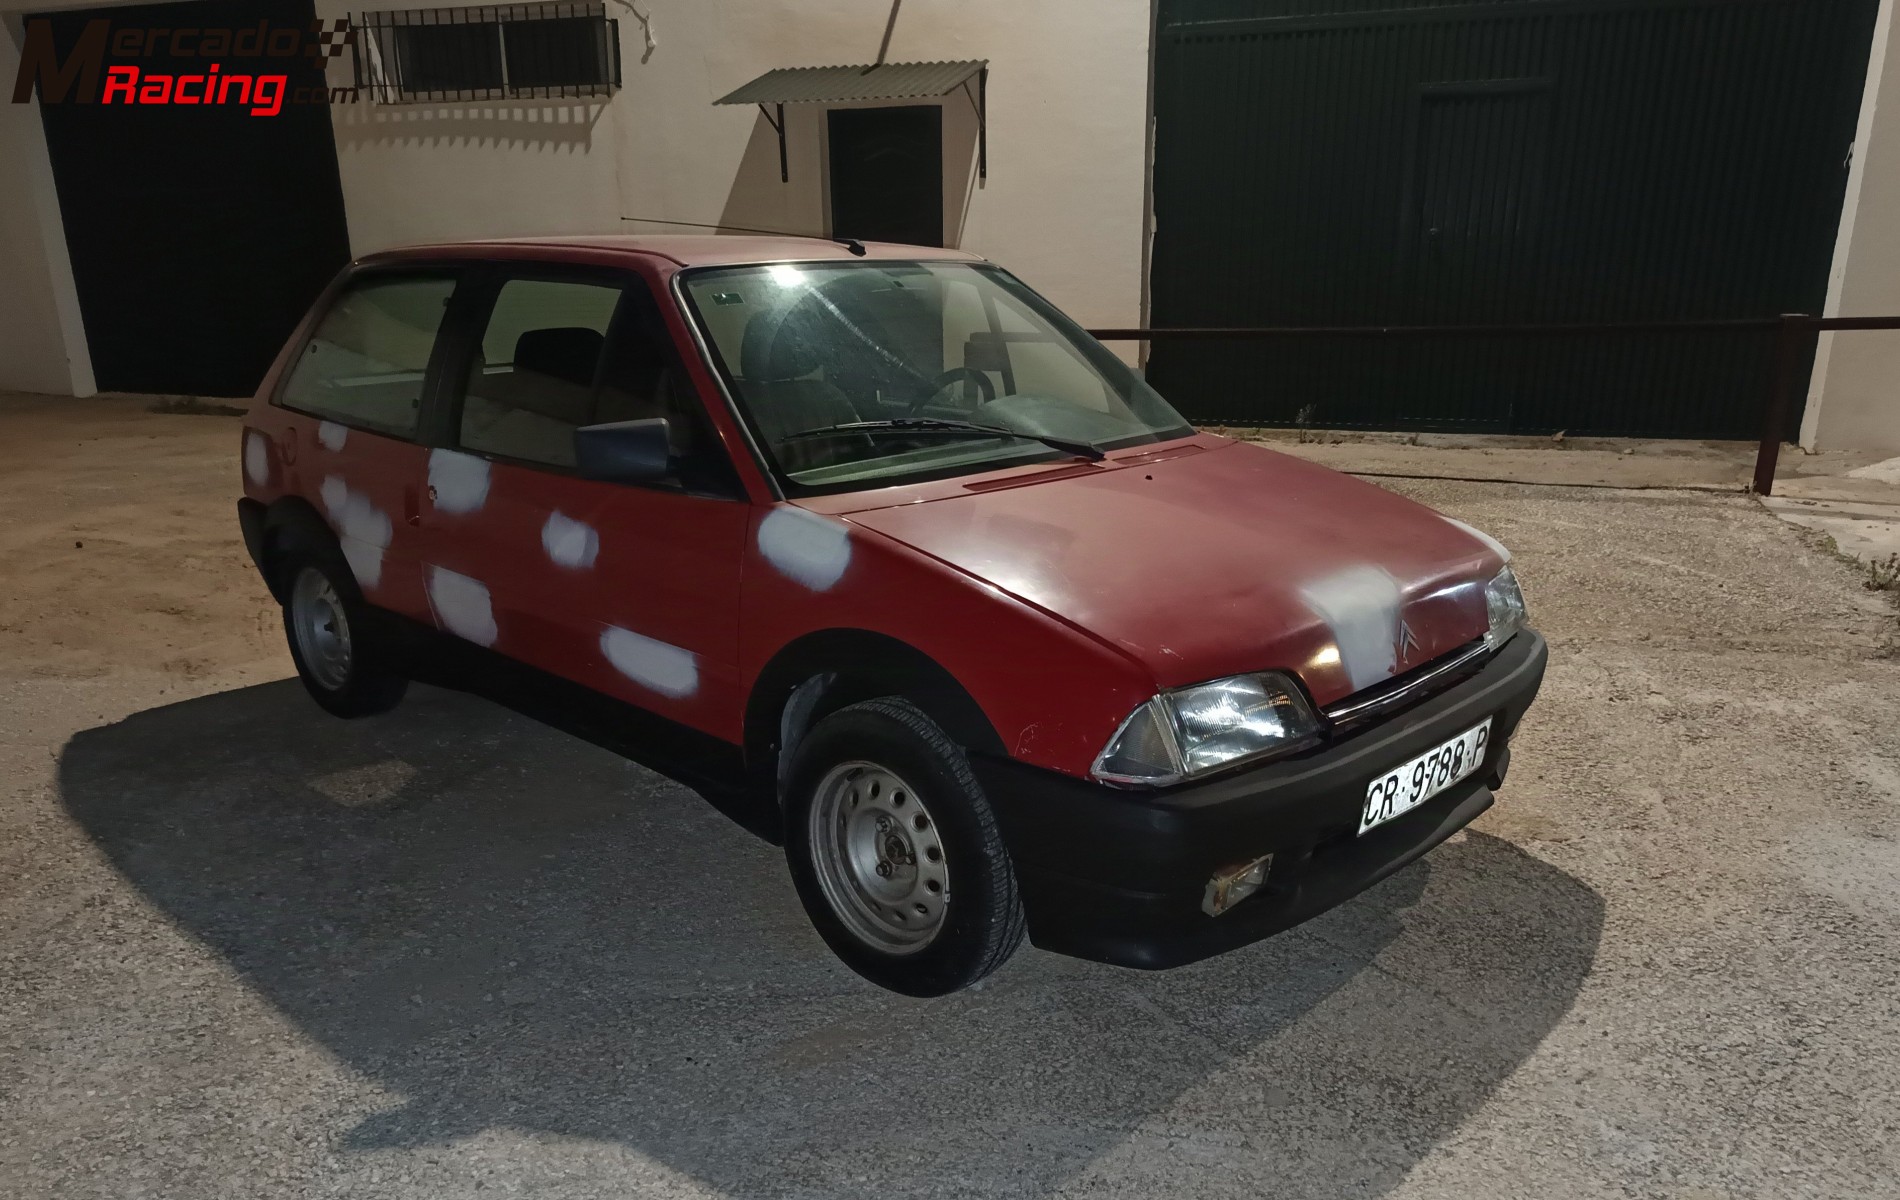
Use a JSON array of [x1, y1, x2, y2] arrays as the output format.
[[30, 0, 352, 397], [827, 106, 943, 248]]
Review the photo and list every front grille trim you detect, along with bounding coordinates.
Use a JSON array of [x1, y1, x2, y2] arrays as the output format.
[[1322, 637, 1494, 729]]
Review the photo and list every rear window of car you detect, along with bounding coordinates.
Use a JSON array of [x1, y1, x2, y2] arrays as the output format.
[[279, 272, 458, 438]]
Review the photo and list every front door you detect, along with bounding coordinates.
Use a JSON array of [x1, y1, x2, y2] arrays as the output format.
[[417, 264, 752, 741], [827, 106, 944, 248]]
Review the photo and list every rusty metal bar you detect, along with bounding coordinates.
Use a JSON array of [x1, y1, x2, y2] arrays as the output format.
[[759, 103, 787, 182], [1815, 315, 1900, 332], [1753, 314, 1819, 497], [1087, 313, 1900, 499], [1088, 315, 1900, 340], [1085, 317, 1785, 341]]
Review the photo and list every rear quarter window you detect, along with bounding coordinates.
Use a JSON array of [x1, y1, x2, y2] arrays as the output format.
[[279, 273, 458, 438]]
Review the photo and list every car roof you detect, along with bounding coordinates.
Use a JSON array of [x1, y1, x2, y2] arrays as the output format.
[[363, 233, 989, 270]]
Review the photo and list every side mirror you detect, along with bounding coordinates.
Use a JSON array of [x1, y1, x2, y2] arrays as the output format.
[[575, 418, 671, 484]]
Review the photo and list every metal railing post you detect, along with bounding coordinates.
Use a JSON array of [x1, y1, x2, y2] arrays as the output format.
[[1751, 314, 1814, 497]]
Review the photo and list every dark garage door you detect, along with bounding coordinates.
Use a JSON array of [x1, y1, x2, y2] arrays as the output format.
[[32, 0, 351, 397], [1148, 0, 1880, 438], [828, 106, 945, 248]]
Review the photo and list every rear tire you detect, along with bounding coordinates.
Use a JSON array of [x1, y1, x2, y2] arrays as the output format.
[[276, 532, 407, 719], [784, 697, 1026, 996]]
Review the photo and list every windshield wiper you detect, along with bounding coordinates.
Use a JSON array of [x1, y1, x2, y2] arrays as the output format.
[[778, 418, 1105, 461]]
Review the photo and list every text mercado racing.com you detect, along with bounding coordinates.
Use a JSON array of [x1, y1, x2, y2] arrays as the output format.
[[12, 17, 359, 117], [97, 66, 353, 118]]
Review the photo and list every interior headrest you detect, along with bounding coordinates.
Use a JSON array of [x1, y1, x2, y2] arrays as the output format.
[[514, 326, 604, 388], [739, 304, 820, 382]]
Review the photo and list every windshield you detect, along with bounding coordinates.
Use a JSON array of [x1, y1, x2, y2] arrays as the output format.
[[679, 261, 1194, 494]]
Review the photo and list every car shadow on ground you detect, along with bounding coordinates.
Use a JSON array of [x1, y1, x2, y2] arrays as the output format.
[[58, 680, 1603, 1198]]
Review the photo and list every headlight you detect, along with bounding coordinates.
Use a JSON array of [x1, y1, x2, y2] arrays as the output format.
[[1485, 565, 1528, 646], [1092, 672, 1321, 787]]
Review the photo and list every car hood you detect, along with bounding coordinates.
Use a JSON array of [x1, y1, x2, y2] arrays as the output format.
[[832, 439, 1507, 707]]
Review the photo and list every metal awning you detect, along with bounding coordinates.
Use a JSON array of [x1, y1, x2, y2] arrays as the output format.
[[713, 60, 985, 106], [713, 60, 989, 182]]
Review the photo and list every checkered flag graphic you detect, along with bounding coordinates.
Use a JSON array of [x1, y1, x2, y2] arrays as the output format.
[[308, 18, 356, 63]]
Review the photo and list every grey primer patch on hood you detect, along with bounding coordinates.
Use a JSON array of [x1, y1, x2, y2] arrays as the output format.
[[1443, 515, 1510, 563], [1300, 565, 1403, 693]]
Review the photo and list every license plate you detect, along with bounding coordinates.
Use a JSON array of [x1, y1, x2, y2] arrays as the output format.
[[1361, 718, 1492, 835]]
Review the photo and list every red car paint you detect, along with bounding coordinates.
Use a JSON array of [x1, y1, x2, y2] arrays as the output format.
[[242, 236, 1506, 781]]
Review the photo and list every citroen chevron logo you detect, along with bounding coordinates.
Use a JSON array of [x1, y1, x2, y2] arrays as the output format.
[[1396, 619, 1421, 666]]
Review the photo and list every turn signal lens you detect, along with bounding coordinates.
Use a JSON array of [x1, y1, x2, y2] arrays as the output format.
[[1203, 854, 1273, 916], [1090, 698, 1181, 785]]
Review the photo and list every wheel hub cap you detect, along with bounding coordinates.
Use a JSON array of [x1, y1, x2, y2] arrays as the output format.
[[808, 761, 949, 955], [290, 567, 352, 691]]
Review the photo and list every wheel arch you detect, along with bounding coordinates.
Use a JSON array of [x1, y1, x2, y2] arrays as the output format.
[[256, 495, 340, 602], [744, 629, 1006, 803]]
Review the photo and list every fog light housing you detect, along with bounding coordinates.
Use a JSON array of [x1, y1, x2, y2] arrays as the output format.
[[1202, 854, 1274, 917]]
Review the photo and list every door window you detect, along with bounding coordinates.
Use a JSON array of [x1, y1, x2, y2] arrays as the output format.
[[279, 273, 457, 438], [459, 278, 620, 467], [453, 272, 741, 495]]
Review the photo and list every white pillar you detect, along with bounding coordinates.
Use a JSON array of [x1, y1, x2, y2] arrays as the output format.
[[0, 12, 95, 397], [1804, 0, 1900, 454]]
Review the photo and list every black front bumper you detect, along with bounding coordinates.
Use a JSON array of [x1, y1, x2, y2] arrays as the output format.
[[973, 630, 1548, 970]]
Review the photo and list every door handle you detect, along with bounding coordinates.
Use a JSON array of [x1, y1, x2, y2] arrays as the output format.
[[404, 485, 423, 527]]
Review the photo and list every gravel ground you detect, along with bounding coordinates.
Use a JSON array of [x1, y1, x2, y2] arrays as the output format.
[[4, 396, 1900, 1199]]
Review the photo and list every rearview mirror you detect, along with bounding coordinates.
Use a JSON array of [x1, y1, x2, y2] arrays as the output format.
[[575, 418, 671, 484]]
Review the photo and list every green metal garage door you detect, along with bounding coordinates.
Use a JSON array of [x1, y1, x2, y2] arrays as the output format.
[[1148, 0, 1879, 438]]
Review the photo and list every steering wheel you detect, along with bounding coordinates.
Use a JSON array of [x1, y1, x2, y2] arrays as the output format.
[[908, 366, 996, 414]]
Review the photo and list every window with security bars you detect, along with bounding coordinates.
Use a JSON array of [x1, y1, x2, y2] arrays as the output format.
[[355, 3, 621, 102]]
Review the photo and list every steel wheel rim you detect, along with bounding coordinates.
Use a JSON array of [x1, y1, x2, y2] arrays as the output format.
[[290, 566, 353, 691], [808, 760, 949, 955]]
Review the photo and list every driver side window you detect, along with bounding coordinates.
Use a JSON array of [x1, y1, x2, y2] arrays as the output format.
[[450, 270, 742, 497]]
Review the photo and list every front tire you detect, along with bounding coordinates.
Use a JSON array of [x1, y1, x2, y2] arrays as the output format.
[[784, 698, 1026, 996], [277, 535, 407, 719]]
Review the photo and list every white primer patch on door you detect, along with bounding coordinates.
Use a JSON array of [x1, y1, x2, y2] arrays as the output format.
[[600, 626, 699, 698], [426, 566, 498, 647], [758, 507, 851, 591], [318, 476, 394, 589], [317, 421, 349, 452], [428, 449, 491, 514], [1301, 565, 1403, 692], [243, 431, 270, 485], [542, 511, 600, 570]]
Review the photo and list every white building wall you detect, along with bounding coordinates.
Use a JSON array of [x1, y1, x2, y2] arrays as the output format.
[[312, 0, 1155, 337], [1805, 0, 1900, 455], [0, 13, 94, 396]]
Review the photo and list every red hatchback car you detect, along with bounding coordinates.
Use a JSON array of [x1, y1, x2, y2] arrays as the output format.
[[237, 235, 1546, 995]]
